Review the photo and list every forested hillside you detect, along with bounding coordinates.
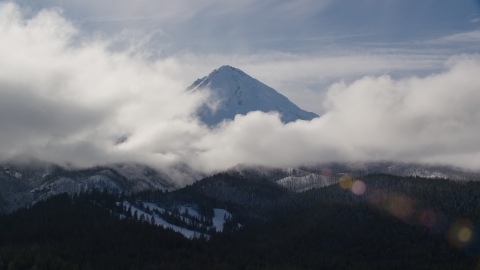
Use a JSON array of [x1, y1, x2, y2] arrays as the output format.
[[0, 174, 479, 269]]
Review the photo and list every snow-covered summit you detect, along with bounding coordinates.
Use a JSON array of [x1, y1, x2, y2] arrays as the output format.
[[189, 65, 319, 126]]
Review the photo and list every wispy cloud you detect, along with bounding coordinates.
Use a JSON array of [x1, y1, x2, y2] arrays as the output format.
[[81, 16, 164, 23], [439, 29, 480, 43], [469, 14, 480, 23]]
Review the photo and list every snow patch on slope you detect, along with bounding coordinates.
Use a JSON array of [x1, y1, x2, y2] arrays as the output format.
[[213, 208, 231, 232], [122, 201, 207, 239], [121, 202, 234, 239], [277, 173, 334, 193]]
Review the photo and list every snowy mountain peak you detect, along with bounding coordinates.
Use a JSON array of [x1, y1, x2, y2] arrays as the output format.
[[189, 65, 319, 126], [188, 65, 247, 93]]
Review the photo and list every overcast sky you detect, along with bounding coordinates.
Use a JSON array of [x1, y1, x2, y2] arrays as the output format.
[[1, 1, 480, 173]]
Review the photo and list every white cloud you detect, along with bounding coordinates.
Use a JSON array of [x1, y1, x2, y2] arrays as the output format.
[[186, 54, 480, 171], [2, 3, 480, 175], [469, 14, 480, 23], [439, 29, 480, 43], [0, 3, 207, 167]]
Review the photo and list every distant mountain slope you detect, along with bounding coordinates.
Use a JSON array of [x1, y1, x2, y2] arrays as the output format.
[[2, 159, 479, 215], [0, 162, 183, 214], [189, 65, 318, 126]]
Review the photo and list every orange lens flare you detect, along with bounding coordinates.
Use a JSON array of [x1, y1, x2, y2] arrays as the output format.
[[458, 227, 473, 242], [448, 219, 474, 248], [389, 195, 414, 220], [339, 175, 353, 189]]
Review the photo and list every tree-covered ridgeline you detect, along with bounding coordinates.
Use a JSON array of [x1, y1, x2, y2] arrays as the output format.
[[0, 173, 479, 269]]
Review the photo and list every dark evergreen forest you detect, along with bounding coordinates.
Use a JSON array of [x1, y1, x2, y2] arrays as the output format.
[[0, 174, 479, 269]]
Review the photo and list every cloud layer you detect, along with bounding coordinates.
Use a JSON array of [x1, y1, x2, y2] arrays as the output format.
[[185, 55, 480, 171], [2, 3, 480, 173]]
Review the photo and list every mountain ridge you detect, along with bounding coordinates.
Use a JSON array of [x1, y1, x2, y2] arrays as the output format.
[[189, 65, 319, 126]]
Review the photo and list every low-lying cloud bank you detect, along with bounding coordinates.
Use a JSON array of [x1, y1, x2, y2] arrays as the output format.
[[1, 3, 480, 172]]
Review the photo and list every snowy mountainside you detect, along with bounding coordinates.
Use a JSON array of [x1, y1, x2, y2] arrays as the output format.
[[224, 164, 336, 192], [120, 201, 235, 239], [189, 65, 318, 126], [0, 162, 189, 214], [277, 173, 335, 193], [299, 162, 480, 181], [226, 162, 480, 193], [107, 163, 199, 191], [226, 164, 318, 181], [30, 172, 122, 205], [2, 160, 479, 215]]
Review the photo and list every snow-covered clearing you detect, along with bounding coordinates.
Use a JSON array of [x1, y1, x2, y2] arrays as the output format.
[[117, 202, 234, 239]]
